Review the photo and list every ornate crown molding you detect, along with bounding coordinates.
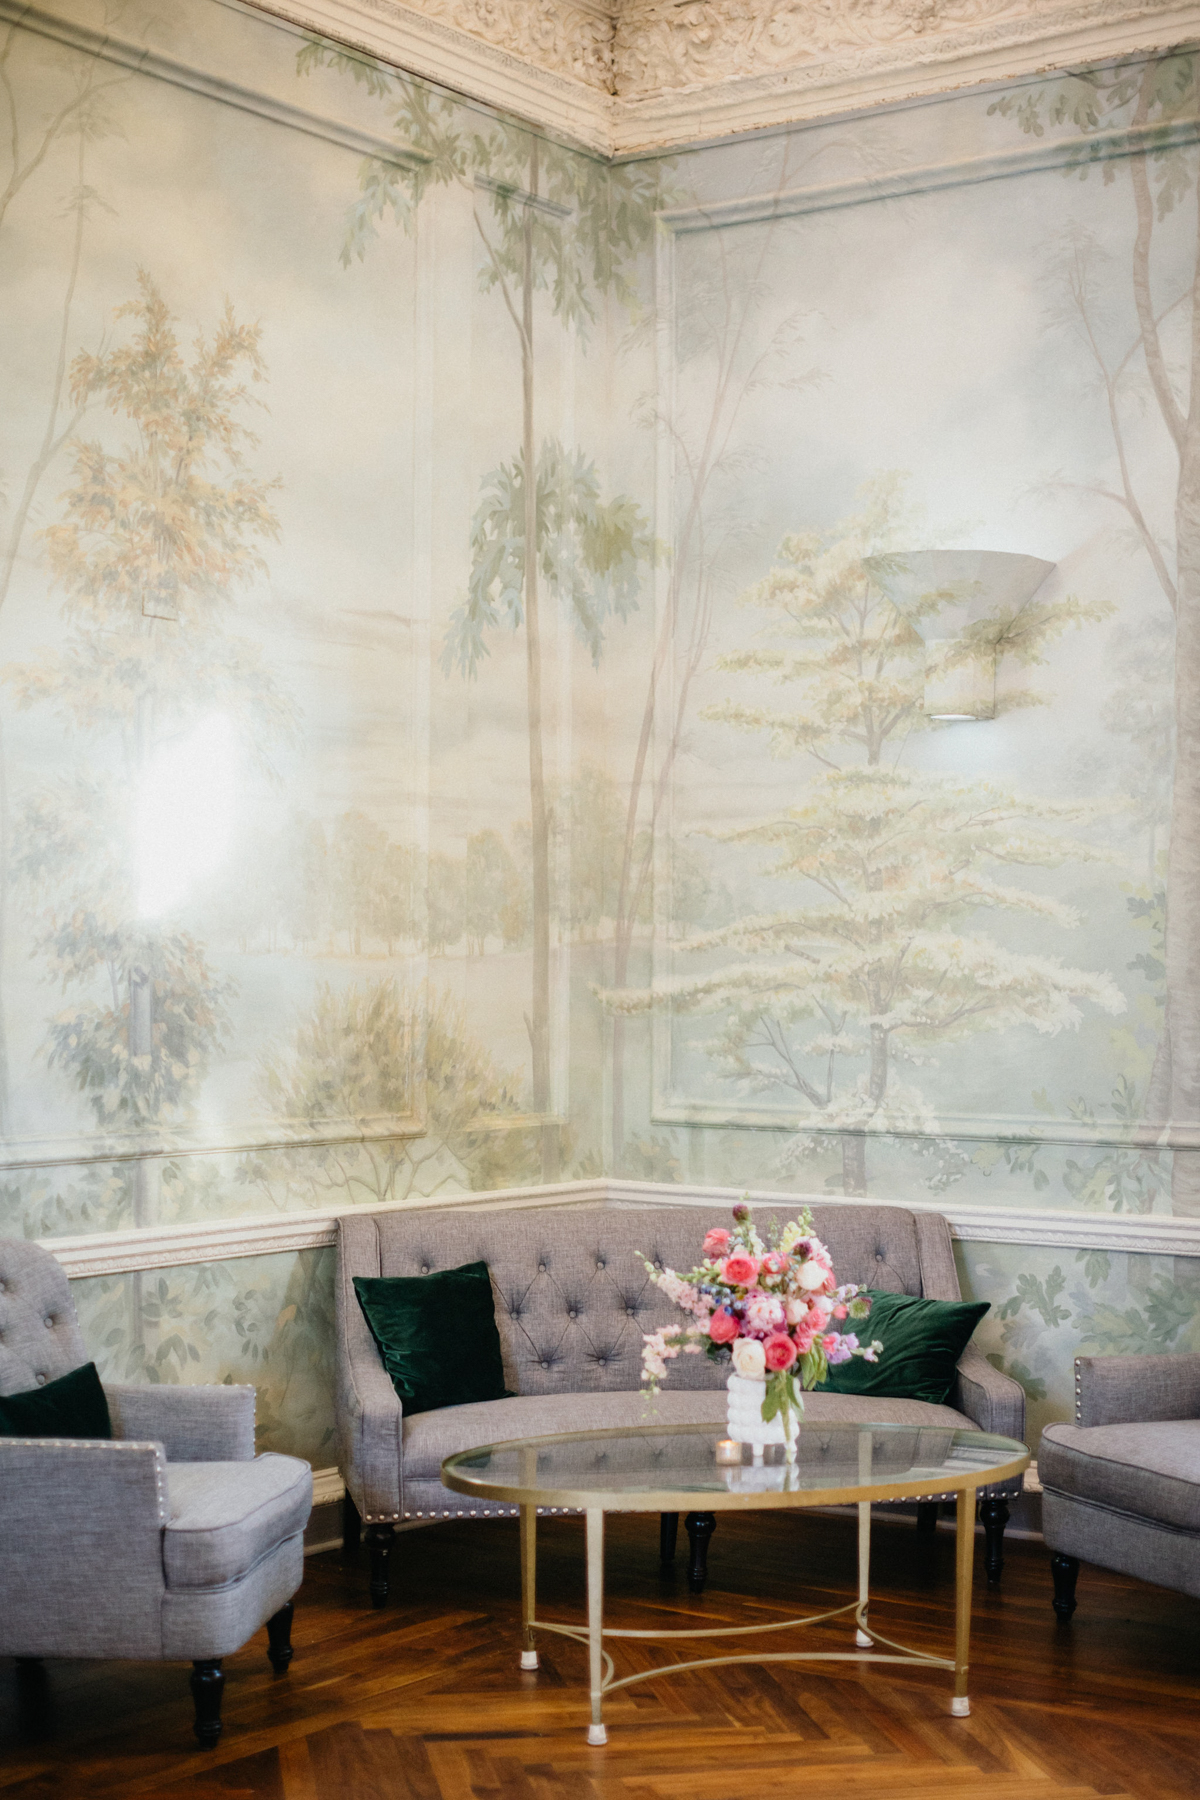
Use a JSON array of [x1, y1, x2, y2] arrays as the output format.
[[244, 0, 1200, 152]]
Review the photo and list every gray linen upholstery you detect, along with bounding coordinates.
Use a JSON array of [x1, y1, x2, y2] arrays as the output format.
[[336, 1201, 1023, 1524], [0, 1236, 89, 1393], [165, 1455, 313, 1587], [1041, 1354, 1200, 1614], [108, 1382, 257, 1462], [0, 1237, 312, 1700], [1075, 1353, 1200, 1427], [1040, 1421, 1200, 1533]]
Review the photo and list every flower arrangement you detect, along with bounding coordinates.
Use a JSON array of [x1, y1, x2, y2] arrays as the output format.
[[640, 1200, 883, 1448]]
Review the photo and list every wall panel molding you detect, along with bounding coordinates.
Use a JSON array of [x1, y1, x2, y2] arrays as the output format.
[[39, 1176, 1200, 1276]]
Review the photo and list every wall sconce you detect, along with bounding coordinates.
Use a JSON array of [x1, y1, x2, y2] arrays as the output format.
[[862, 550, 1055, 720]]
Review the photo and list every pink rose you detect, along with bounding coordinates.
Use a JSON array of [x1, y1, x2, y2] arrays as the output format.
[[722, 1253, 760, 1287], [703, 1227, 732, 1256], [708, 1307, 740, 1344], [763, 1333, 798, 1371], [760, 1252, 788, 1278]]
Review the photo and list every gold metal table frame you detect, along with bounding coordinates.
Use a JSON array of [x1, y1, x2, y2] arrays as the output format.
[[443, 1422, 1029, 1745]]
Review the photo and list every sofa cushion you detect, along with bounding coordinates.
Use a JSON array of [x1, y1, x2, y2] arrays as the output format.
[[818, 1292, 989, 1405], [403, 1385, 975, 1484], [354, 1262, 508, 1416], [1040, 1421, 1200, 1533], [163, 1453, 312, 1589]]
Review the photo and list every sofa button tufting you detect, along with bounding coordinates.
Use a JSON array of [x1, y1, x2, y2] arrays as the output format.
[[420, 1266, 430, 1275], [540, 1359, 550, 1370], [568, 1309, 577, 1320], [44, 1316, 54, 1328], [597, 1357, 607, 1367], [35, 1374, 46, 1385], [538, 1263, 546, 1273]]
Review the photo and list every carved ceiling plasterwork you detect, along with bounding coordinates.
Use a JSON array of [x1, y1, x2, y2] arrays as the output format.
[[247, 0, 1200, 152]]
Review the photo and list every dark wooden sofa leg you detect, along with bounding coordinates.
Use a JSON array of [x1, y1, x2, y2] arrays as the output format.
[[684, 1511, 716, 1594], [266, 1600, 294, 1672], [660, 1512, 679, 1564], [916, 1502, 939, 1534], [365, 1521, 396, 1607], [980, 1497, 1010, 1585], [343, 1490, 362, 1557], [190, 1659, 224, 1749], [1051, 1552, 1079, 1620]]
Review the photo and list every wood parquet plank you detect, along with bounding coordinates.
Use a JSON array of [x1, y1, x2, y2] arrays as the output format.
[[0, 1511, 1194, 1798]]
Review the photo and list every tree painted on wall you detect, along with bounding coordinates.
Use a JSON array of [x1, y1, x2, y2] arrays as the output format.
[[607, 474, 1122, 1194], [991, 51, 1200, 1213], [243, 978, 539, 1205], [7, 274, 290, 1231], [297, 43, 656, 1178]]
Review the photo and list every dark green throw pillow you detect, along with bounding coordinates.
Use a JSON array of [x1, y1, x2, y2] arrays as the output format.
[[0, 1360, 112, 1439], [354, 1260, 508, 1416], [818, 1292, 989, 1406]]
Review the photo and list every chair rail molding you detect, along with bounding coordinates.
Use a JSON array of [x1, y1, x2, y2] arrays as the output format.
[[243, 0, 1200, 154], [35, 1177, 1200, 1276]]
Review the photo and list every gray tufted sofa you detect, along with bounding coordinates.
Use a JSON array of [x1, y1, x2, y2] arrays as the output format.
[[336, 1201, 1025, 1604], [0, 1239, 313, 1748]]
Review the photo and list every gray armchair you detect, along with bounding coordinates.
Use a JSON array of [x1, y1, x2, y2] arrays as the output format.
[[0, 1239, 312, 1747], [1040, 1353, 1200, 1618]]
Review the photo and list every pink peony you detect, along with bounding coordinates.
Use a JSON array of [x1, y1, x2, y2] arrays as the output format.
[[763, 1332, 798, 1371], [708, 1307, 740, 1344], [703, 1227, 732, 1257], [792, 1316, 820, 1353], [744, 1290, 785, 1334], [722, 1253, 760, 1287]]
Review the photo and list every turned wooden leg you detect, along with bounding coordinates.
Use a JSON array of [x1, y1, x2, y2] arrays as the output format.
[[979, 1496, 1010, 1585], [343, 1490, 362, 1557], [266, 1600, 294, 1672], [1051, 1552, 1079, 1620], [684, 1511, 716, 1594], [916, 1502, 939, 1534], [365, 1521, 395, 1607], [190, 1660, 224, 1750], [660, 1512, 679, 1565]]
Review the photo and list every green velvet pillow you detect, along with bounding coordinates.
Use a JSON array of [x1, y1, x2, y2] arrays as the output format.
[[818, 1291, 989, 1406], [354, 1261, 508, 1416], [0, 1360, 112, 1439]]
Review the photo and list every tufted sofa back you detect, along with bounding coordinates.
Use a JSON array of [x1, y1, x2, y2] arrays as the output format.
[[337, 1201, 961, 1399], [0, 1239, 88, 1397]]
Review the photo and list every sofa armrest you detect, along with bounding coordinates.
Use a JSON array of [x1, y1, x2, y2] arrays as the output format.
[[338, 1344, 404, 1521], [105, 1382, 256, 1461], [952, 1343, 1026, 1443], [0, 1438, 168, 1658], [1075, 1353, 1200, 1426]]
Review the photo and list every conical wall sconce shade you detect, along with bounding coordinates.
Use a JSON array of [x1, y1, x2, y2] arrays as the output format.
[[863, 549, 1055, 719]]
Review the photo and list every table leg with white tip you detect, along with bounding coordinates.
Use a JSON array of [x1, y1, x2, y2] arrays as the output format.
[[855, 1430, 873, 1647], [586, 1508, 607, 1745], [952, 1487, 973, 1717], [519, 1501, 539, 1671]]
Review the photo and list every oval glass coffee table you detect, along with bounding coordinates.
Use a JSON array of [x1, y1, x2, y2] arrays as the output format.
[[443, 1420, 1028, 1743]]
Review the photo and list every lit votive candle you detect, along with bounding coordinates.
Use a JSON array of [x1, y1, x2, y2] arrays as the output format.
[[715, 1438, 742, 1465]]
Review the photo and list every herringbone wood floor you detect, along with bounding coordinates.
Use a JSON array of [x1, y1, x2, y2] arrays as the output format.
[[2, 1510, 1197, 1798]]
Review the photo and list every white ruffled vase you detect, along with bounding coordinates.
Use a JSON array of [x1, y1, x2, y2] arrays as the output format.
[[726, 1371, 801, 1464]]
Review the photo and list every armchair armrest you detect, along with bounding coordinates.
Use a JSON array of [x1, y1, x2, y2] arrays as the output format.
[[337, 1341, 403, 1521], [1075, 1353, 1200, 1427], [953, 1344, 1026, 1443], [105, 1382, 256, 1461], [0, 1438, 168, 1658]]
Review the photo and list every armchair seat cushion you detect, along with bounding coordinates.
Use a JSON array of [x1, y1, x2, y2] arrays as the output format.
[[164, 1453, 312, 1589], [1040, 1420, 1200, 1533], [401, 1385, 975, 1485]]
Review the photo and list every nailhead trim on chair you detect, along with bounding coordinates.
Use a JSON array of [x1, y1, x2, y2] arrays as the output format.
[[1075, 1357, 1082, 1423], [1, 1437, 169, 1523]]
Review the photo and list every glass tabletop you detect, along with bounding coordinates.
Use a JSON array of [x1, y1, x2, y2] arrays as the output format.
[[442, 1421, 1028, 1511]]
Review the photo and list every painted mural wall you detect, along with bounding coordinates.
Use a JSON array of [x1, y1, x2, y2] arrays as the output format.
[[1, 0, 1196, 1462]]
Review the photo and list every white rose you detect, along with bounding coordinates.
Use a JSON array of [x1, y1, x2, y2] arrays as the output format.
[[797, 1260, 826, 1291], [731, 1337, 766, 1380], [785, 1296, 809, 1325]]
